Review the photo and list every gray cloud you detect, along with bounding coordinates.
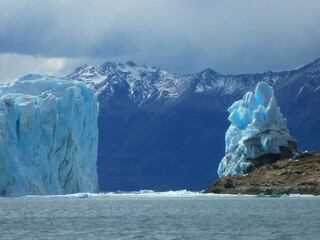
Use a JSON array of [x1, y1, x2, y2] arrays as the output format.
[[1, 0, 320, 77], [0, 53, 107, 82]]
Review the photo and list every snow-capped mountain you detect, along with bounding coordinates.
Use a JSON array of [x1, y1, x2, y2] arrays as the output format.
[[69, 61, 198, 108], [68, 58, 320, 191], [69, 59, 320, 107]]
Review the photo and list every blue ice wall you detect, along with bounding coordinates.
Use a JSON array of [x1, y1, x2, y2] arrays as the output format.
[[0, 74, 99, 196]]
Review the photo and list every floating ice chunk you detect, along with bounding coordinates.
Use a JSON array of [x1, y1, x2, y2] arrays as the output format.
[[257, 193, 267, 197]]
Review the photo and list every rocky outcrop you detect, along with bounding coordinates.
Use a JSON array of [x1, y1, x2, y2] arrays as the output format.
[[204, 151, 320, 195]]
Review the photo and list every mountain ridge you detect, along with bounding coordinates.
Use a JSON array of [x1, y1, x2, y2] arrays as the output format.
[[69, 57, 320, 100]]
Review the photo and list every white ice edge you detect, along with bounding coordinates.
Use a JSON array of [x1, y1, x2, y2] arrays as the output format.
[[2, 190, 319, 199]]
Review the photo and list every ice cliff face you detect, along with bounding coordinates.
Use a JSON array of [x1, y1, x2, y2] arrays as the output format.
[[0, 74, 99, 196], [218, 82, 301, 177]]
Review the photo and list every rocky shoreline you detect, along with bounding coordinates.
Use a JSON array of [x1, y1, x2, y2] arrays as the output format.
[[204, 152, 320, 195]]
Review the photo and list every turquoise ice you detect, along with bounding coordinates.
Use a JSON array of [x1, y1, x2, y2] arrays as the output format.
[[0, 74, 99, 196], [218, 82, 300, 177]]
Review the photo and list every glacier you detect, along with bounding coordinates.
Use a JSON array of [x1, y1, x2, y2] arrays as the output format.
[[0, 74, 99, 196], [218, 82, 301, 177]]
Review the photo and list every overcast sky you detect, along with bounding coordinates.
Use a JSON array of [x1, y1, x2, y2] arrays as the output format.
[[1, 0, 320, 82]]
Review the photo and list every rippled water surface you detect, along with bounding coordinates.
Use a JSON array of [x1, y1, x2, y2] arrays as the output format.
[[0, 193, 319, 239]]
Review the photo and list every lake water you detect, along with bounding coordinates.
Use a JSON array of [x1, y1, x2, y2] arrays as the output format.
[[0, 191, 319, 240]]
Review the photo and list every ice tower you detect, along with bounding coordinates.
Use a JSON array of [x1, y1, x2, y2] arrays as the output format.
[[218, 82, 301, 177]]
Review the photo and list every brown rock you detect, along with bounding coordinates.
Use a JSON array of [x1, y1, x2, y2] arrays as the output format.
[[204, 151, 320, 195]]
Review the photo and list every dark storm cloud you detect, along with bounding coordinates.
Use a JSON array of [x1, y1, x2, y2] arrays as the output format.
[[1, 0, 320, 74]]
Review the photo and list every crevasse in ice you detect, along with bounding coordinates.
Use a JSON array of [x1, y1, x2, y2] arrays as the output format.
[[0, 74, 99, 196], [218, 82, 300, 177]]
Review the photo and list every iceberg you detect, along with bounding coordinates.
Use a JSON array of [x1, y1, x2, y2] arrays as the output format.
[[0, 74, 99, 196], [218, 82, 300, 177]]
